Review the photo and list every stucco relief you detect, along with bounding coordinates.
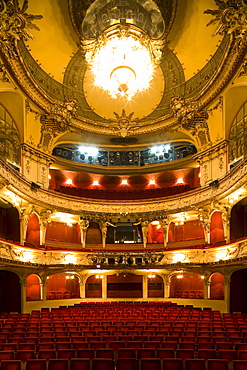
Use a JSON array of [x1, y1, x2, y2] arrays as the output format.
[[0, 239, 246, 267], [0, 158, 247, 216]]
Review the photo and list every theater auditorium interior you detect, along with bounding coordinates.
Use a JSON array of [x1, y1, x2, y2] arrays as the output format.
[[1, 0, 247, 367]]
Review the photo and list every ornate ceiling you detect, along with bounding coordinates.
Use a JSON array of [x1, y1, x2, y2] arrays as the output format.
[[1, 0, 246, 151]]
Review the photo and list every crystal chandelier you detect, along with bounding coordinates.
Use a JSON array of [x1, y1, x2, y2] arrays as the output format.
[[83, 25, 163, 100]]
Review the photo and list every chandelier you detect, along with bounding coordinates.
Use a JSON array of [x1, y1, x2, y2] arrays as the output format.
[[83, 25, 163, 100]]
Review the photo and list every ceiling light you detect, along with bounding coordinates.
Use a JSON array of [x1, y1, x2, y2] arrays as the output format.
[[84, 25, 162, 100], [65, 179, 73, 185], [176, 274, 183, 279], [79, 146, 98, 156]]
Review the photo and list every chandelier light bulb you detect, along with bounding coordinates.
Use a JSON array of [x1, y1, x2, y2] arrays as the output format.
[[88, 34, 155, 100]]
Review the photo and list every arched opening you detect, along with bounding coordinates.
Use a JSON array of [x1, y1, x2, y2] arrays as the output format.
[[86, 222, 101, 244], [45, 221, 80, 244], [230, 269, 247, 313], [85, 275, 102, 298], [25, 214, 40, 247], [210, 272, 224, 300], [46, 273, 80, 300], [210, 211, 225, 245], [26, 274, 41, 301], [170, 272, 204, 299], [148, 274, 164, 298], [168, 220, 204, 243], [0, 270, 21, 313], [230, 198, 247, 242], [0, 104, 21, 166], [0, 205, 20, 243], [107, 274, 143, 298], [148, 221, 164, 244]]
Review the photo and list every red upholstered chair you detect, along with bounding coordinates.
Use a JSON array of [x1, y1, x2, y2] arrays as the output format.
[[16, 350, 36, 362], [116, 358, 137, 370], [218, 349, 238, 362], [70, 359, 90, 370], [156, 348, 175, 359], [207, 359, 230, 370], [185, 359, 206, 370], [72, 342, 89, 350], [95, 348, 114, 359], [137, 348, 155, 359], [0, 344, 18, 351], [77, 349, 94, 359], [117, 348, 136, 358], [233, 360, 247, 370], [92, 358, 114, 370], [127, 340, 143, 350], [197, 343, 215, 350], [179, 343, 196, 350], [26, 359, 46, 370], [140, 358, 161, 370], [198, 349, 217, 360], [109, 341, 126, 352], [0, 351, 15, 361], [48, 359, 68, 370], [56, 343, 71, 350], [57, 349, 75, 359], [176, 349, 195, 360], [90, 341, 106, 350], [38, 350, 57, 360], [162, 358, 183, 370], [238, 351, 247, 360], [1, 360, 22, 370], [161, 341, 178, 349]]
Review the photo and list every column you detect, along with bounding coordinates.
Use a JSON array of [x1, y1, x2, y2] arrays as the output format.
[[39, 211, 51, 245], [79, 280, 85, 299], [163, 276, 170, 298], [223, 277, 231, 313], [160, 219, 170, 248], [19, 212, 30, 246], [203, 278, 210, 300], [102, 275, 107, 301], [20, 278, 27, 313], [221, 209, 231, 244], [79, 219, 89, 248], [143, 275, 148, 299], [41, 277, 47, 301]]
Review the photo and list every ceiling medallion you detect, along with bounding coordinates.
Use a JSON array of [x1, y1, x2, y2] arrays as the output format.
[[81, 23, 163, 100]]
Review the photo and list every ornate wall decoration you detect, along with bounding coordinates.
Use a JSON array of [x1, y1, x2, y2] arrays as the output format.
[[111, 110, 140, 138], [205, 0, 247, 40], [0, 0, 42, 59], [170, 96, 211, 148]]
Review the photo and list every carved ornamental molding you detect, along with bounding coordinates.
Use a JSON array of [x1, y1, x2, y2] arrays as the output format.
[[0, 238, 247, 268], [0, 157, 246, 216]]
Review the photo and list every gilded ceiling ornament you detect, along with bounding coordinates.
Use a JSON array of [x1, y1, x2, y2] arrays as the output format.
[[0, 0, 42, 59], [112, 109, 140, 137], [170, 96, 211, 148], [205, 0, 247, 38], [50, 99, 78, 125]]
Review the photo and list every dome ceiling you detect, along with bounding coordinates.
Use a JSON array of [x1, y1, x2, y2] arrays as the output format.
[[11, 0, 239, 149]]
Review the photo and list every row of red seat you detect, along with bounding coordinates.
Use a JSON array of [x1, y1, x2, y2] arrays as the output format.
[[2, 357, 246, 370], [1, 347, 247, 361]]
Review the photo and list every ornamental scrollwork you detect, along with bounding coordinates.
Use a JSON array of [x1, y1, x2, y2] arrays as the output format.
[[0, 0, 42, 59], [205, 0, 247, 40], [170, 96, 211, 148], [111, 109, 141, 138]]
